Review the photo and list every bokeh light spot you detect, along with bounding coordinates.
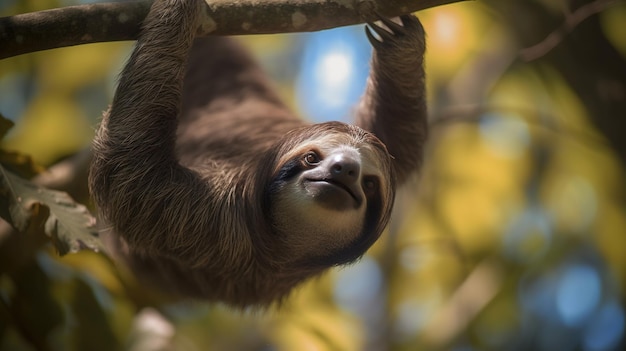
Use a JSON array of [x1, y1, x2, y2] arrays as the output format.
[[431, 10, 462, 49], [296, 26, 371, 123], [556, 264, 602, 327]]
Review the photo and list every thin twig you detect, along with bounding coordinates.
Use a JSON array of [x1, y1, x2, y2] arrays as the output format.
[[519, 0, 618, 62]]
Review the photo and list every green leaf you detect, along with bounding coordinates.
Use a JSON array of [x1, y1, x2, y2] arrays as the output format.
[[0, 164, 101, 255]]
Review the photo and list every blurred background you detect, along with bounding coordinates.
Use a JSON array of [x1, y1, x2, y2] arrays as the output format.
[[1, 0, 625, 350]]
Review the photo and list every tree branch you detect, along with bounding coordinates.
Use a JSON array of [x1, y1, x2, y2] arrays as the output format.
[[0, 0, 468, 59], [519, 0, 618, 62], [0, 1, 150, 59]]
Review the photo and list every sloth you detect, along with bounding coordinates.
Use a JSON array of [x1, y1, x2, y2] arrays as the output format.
[[89, 0, 427, 307]]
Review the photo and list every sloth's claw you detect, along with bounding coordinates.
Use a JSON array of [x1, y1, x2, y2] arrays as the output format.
[[376, 15, 407, 36], [365, 26, 384, 48], [365, 21, 395, 45], [365, 12, 423, 48]]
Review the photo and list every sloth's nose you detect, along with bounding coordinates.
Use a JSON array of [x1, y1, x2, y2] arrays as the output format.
[[330, 154, 360, 184]]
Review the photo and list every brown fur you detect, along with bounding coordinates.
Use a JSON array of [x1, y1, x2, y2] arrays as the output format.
[[89, 0, 427, 307]]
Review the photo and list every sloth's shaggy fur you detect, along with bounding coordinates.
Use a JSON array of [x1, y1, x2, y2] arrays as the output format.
[[89, 0, 427, 307]]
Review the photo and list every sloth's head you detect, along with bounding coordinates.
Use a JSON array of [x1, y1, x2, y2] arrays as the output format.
[[264, 122, 396, 267]]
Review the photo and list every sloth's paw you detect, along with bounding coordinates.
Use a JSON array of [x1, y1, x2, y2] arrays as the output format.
[[365, 14, 425, 54]]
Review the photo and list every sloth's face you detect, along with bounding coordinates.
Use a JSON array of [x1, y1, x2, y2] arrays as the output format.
[[267, 124, 394, 262]]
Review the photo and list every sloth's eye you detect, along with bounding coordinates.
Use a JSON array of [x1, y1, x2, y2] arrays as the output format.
[[363, 177, 379, 195], [304, 152, 321, 166]]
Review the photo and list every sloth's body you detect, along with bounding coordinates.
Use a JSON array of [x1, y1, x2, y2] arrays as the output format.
[[90, 0, 427, 307]]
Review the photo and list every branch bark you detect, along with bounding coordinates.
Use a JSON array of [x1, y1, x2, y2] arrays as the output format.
[[0, 0, 467, 59]]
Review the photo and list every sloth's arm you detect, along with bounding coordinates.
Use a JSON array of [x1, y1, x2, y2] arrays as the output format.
[[355, 15, 428, 184], [89, 0, 209, 257]]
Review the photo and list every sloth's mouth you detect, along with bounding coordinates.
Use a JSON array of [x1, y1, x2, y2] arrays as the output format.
[[307, 178, 362, 206], [323, 179, 358, 201]]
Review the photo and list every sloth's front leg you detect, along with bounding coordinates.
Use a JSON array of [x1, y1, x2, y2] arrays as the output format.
[[356, 14, 428, 184]]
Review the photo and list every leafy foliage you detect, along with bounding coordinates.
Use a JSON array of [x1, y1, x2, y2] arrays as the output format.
[[0, 114, 101, 255], [0, 165, 101, 254]]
